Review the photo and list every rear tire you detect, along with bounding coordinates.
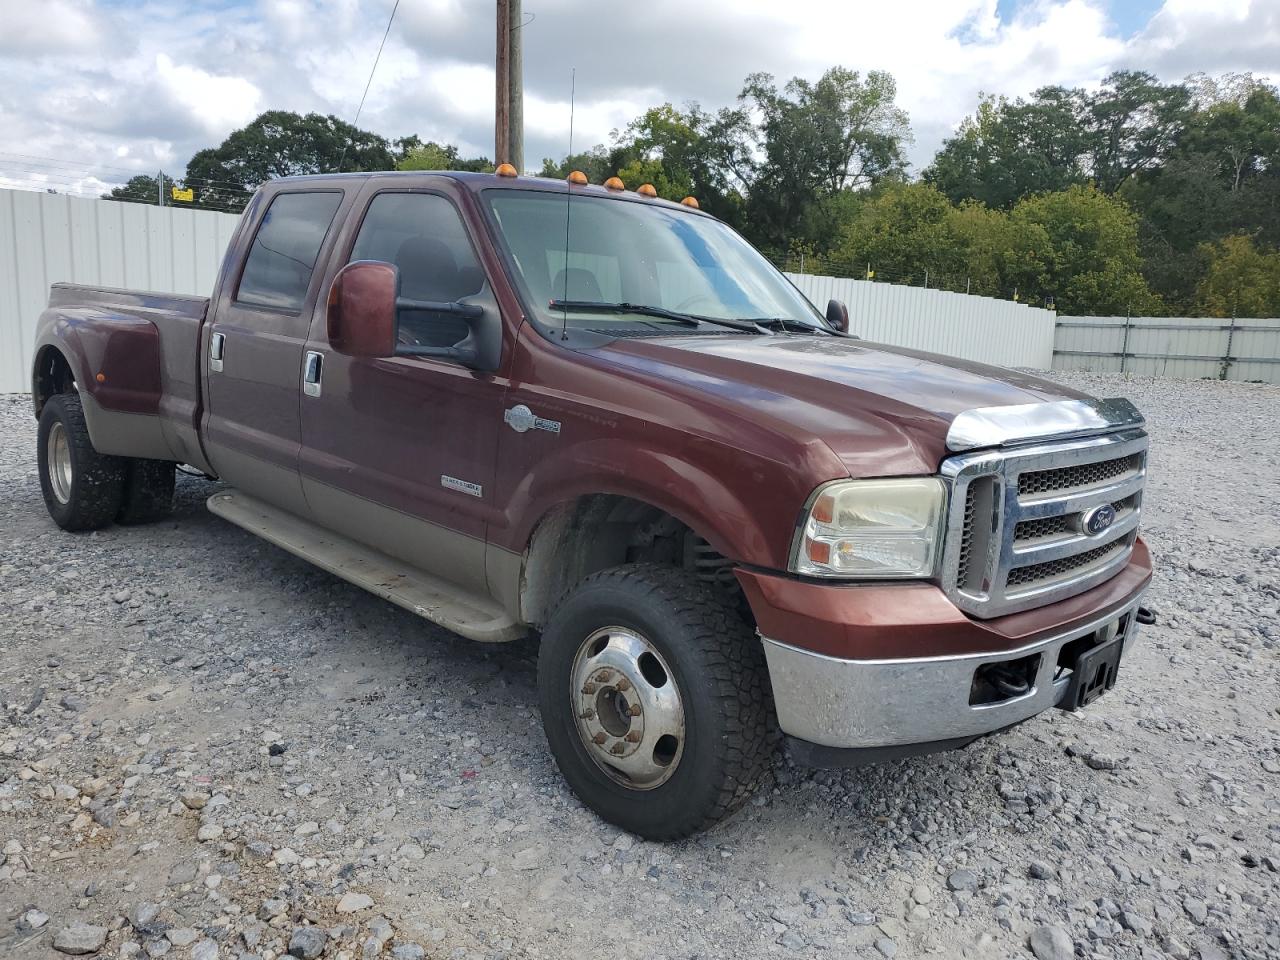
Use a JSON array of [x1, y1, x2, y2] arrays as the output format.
[[538, 563, 774, 840], [37, 393, 127, 532], [117, 459, 175, 524]]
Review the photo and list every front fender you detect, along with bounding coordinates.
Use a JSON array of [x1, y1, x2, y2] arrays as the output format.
[[497, 434, 817, 570]]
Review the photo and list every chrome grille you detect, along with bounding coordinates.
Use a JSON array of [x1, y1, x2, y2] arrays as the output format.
[[957, 484, 978, 584], [940, 429, 1147, 618], [1006, 539, 1129, 588], [1019, 454, 1143, 497], [1013, 496, 1134, 543]]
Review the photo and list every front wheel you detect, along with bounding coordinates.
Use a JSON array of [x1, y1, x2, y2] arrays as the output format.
[[538, 564, 774, 840], [37, 393, 127, 532]]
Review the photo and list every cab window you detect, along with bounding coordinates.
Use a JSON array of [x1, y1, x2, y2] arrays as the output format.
[[236, 192, 342, 311], [349, 193, 485, 349]]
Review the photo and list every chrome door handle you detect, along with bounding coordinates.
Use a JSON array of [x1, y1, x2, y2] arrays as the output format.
[[302, 351, 323, 398], [209, 332, 225, 373]]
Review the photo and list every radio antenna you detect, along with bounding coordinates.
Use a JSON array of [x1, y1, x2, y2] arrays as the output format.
[[560, 67, 576, 341]]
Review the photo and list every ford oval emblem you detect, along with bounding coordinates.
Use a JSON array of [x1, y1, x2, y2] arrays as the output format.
[[1082, 503, 1117, 536]]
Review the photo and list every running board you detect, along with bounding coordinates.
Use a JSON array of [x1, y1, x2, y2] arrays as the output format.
[[207, 489, 525, 643]]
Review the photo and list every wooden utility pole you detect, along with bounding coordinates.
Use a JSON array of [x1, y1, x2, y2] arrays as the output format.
[[508, 0, 523, 172], [495, 0, 511, 167]]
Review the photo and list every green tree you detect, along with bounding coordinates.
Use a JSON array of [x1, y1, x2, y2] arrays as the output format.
[[1085, 70, 1192, 193], [538, 144, 635, 184], [398, 141, 493, 173], [833, 182, 968, 287], [102, 174, 163, 205], [1121, 79, 1280, 310], [925, 89, 1090, 208], [739, 67, 910, 251], [1194, 235, 1280, 317], [1008, 185, 1159, 315], [184, 110, 398, 211], [613, 103, 752, 226], [927, 72, 1190, 206]]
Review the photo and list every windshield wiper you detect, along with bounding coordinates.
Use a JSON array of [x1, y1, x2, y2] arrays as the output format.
[[739, 317, 834, 335], [549, 300, 765, 333]]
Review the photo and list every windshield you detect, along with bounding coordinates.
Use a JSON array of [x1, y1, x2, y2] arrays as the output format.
[[484, 189, 824, 331]]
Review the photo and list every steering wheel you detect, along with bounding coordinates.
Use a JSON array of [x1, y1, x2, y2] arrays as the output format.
[[673, 294, 722, 314]]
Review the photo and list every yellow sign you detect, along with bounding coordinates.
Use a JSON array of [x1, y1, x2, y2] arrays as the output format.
[[171, 186, 194, 202]]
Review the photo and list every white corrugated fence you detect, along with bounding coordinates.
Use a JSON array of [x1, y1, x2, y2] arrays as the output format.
[[1053, 316, 1280, 384], [785, 273, 1057, 368], [0, 187, 241, 394]]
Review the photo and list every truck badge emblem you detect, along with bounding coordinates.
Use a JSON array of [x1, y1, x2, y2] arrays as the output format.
[[440, 475, 483, 498], [504, 404, 561, 435], [1081, 503, 1116, 536]]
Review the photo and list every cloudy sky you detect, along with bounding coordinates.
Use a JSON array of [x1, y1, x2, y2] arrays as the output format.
[[1, 0, 1277, 199]]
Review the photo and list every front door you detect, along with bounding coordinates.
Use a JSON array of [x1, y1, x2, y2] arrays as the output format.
[[203, 189, 345, 515], [298, 187, 508, 594]]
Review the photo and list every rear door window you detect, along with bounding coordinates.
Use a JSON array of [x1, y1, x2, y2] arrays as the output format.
[[236, 192, 343, 311]]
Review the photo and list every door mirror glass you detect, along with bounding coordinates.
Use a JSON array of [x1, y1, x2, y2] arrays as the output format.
[[327, 260, 398, 358], [825, 298, 850, 334]]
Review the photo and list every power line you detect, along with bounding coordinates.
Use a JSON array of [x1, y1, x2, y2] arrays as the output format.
[[334, 0, 401, 173], [0, 152, 254, 191]]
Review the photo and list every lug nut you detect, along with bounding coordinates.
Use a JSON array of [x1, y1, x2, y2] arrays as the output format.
[[628, 703, 642, 717], [624, 731, 641, 743], [610, 742, 626, 755], [592, 732, 608, 745], [580, 708, 595, 720], [615, 677, 632, 691], [582, 682, 598, 695]]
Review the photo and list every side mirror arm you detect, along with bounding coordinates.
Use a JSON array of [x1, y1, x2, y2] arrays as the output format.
[[396, 297, 485, 320], [395, 343, 481, 367]]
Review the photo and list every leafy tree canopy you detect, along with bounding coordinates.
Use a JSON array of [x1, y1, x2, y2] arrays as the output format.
[[398, 141, 493, 173], [1195, 235, 1280, 318], [99, 69, 1280, 317], [184, 110, 400, 210]]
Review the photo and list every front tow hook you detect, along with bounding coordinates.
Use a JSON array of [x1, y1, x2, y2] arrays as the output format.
[[1136, 606, 1156, 625]]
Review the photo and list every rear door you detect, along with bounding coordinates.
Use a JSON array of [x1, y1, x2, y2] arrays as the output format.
[[202, 188, 346, 515], [297, 180, 510, 594]]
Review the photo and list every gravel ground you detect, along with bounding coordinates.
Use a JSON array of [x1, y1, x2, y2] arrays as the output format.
[[1, 372, 1278, 960]]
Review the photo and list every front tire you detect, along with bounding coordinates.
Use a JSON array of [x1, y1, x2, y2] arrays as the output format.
[[37, 393, 127, 531], [538, 564, 774, 840]]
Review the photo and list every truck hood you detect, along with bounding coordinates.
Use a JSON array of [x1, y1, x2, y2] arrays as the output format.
[[599, 333, 1090, 476]]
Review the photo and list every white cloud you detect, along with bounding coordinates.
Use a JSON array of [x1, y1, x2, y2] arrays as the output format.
[[0, 0, 1276, 198], [0, 0, 106, 56], [152, 54, 262, 136]]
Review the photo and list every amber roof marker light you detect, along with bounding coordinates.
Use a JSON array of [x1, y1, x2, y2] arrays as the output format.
[[567, 170, 588, 185], [636, 183, 657, 197], [603, 176, 625, 190], [681, 196, 700, 208], [495, 162, 518, 177]]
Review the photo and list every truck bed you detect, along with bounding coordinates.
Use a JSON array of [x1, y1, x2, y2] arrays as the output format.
[[34, 282, 212, 470]]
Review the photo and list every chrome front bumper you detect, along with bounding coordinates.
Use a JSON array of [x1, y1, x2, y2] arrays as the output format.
[[761, 599, 1142, 751]]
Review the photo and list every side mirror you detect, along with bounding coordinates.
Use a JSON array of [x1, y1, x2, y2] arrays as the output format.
[[825, 298, 850, 334], [327, 260, 398, 358]]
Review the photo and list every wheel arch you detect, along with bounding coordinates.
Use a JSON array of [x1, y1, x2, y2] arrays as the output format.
[[32, 344, 79, 418], [518, 493, 748, 629]]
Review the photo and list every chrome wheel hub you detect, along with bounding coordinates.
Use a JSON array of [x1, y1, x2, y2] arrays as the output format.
[[47, 421, 72, 505], [570, 627, 685, 790]]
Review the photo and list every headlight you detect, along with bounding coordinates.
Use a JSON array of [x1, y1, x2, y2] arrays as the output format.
[[790, 478, 946, 579]]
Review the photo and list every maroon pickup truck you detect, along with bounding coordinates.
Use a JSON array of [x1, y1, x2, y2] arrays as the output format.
[[30, 170, 1153, 839]]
